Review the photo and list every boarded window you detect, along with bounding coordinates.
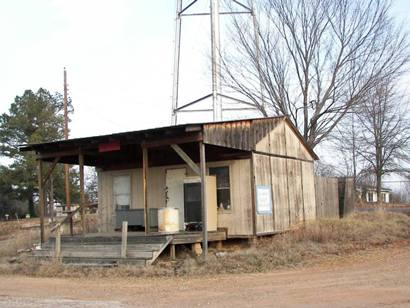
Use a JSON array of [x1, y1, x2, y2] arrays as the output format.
[[113, 175, 131, 210], [209, 166, 231, 210]]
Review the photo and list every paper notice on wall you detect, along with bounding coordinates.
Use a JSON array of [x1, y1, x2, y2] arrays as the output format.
[[256, 185, 272, 214]]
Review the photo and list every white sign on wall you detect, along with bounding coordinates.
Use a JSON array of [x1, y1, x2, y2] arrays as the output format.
[[256, 185, 272, 214]]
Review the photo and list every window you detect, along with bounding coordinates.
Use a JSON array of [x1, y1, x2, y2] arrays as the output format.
[[209, 166, 231, 210], [382, 193, 389, 203], [113, 175, 131, 210], [367, 192, 374, 202]]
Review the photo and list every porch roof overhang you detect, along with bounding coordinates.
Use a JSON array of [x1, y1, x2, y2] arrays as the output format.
[[19, 120, 251, 169], [19, 116, 318, 168]]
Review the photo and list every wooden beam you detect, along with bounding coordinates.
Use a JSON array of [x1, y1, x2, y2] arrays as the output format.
[[42, 156, 60, 186], [171, 144, 200, 175], [169, 244, 176, 260], [142, 133, 202, 148], [79, 151, 86, 234], [121, 221, 128, 258], [49, 176, 54, 223], [199, 142, 208, 258], [38, 149, 80, 160], [55, 226, 61, 262], [64, 163, 71, 211], [38, 149, 97, 160], [142, 147, 149, 234], [37, 159, 45, 244]]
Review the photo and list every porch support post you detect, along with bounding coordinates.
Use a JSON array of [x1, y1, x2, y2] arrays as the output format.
[[37, 159, 45, 244], [199, 142, 208, 258], [142, 147, 149, 234], [79, 150, 86, 234]]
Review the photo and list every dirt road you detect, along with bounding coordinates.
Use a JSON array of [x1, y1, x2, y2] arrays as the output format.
[[0, 246, 409, 307]]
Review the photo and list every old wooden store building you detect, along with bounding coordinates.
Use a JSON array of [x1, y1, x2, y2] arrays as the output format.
[[22, 116, 318, 264]]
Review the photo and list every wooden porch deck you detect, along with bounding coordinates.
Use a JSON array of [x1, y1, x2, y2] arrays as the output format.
[[34, 230, 227, 266]]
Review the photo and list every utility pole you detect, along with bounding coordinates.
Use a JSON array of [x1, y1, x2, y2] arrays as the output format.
[[64, 68, 71, 211]]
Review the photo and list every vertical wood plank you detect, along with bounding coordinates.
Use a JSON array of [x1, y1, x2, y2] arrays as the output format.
[[142, 147, 149, 234], [49, 176, 54, 223], [170, 244, 176, 260], [55, 226, 61, 261], [37, 159, 45, 244], [250, 153, 257, 236], [271, 157, 289, 231], [121, 221, 128, 258], [301, 162, 316, 220], [315, 176, 339, 219], [79, 151, 86, 234], [253, 153, 274, 234], [199, 142, 208, 258]]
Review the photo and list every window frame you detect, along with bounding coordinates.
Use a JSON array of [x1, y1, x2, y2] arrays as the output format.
[[112, 172, 133, 210], [208, 164, 232, 212]]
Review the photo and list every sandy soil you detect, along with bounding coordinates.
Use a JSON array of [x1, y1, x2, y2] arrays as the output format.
[[0, 246, 409, 308]]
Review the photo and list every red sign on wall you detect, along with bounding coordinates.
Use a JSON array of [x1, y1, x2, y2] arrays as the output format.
[[99, 141, 121, 152]]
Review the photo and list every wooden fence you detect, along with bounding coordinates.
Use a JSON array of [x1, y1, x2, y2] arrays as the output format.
[[315, 177, 355, 219], [315, 177, 340, 219]]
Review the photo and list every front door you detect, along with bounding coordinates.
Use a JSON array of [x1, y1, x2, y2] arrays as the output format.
[[165, 168, 186, 230]]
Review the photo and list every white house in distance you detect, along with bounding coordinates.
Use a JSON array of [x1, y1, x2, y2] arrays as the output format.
[[357, 186, 392, 203]]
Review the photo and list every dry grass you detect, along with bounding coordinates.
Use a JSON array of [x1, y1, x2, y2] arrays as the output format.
[[0, 221, 21, 239], [0, 229, 41, 258], [2, 211, 410, 278]]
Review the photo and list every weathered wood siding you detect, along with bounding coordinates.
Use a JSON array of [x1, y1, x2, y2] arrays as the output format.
[[283, 122, 312, 161], [338, 177, 355, 217], [301, 162, 316, 220], [286, 159, 304, 225], [253, 153, 316, 234], [315, 177, 339, 219], [97, 159, 253, 236], [270, 157, 289, 230], [255, 119, 314, 161], [213, 159, 253, 237], [203, 117, 316, 162], [255, 119, 286, 156], [253, 153, 275, 234]]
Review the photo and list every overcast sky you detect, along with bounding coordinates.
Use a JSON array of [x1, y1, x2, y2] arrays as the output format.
[[0, 0, 409, 141]]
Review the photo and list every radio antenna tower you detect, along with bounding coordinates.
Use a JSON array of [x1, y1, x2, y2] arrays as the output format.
[[171, 0, 264, 125]]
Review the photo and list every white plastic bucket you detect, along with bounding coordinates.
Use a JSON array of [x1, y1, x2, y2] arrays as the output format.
[[158, 208, 179, 232]]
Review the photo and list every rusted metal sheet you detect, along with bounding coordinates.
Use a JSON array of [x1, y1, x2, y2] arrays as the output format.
[[203, 120, 252, 150], [203, 117, 286, 152]]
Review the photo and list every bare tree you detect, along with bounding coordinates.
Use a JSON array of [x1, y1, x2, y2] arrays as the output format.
[[223, 0, 409, 148], [332, 112, 359, 179], [353, 80, 410, 202]]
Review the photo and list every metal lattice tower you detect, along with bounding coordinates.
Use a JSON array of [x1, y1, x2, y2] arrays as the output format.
[[171, 0, 263, 125]]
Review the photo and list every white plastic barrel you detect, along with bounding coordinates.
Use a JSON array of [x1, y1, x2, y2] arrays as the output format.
[[158, 207, 179, 232]]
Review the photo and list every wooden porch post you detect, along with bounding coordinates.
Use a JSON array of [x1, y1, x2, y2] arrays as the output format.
[[142, 147, 149, 234], [199, 142, 208, 258], [79, 151, 86, 234], [37, 159, 45, 244], [49, 176, 54, 223]]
